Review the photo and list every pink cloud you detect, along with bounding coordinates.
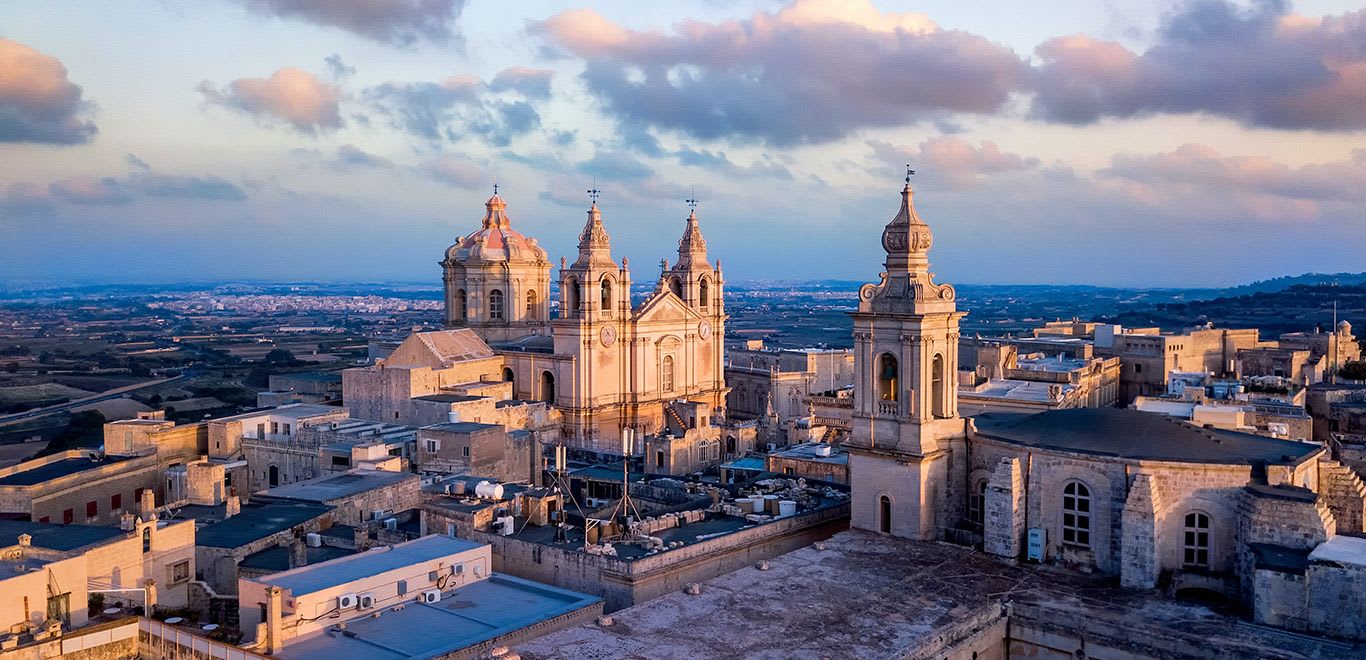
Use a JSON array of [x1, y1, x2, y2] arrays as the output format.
[[867, 137, 1038, 189], [199, 67, 343, 133], [0, 38, 97, 144]]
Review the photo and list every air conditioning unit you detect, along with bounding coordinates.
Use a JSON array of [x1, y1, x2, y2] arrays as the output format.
[[357, 593, 375, 610], [420, 590, 441, 604], [337, 593, 357, 609], [383, 518, 398, 531]]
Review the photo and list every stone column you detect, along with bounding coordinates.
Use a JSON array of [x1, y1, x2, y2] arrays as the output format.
[[984, 458, 1024, 559], [1120, 473, 1163, 590]]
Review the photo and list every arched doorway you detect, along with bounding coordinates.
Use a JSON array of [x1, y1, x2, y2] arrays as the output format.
[[879, 495, 892, 534], [541, 371, 555, 403], [502, 367, 515, 396], [268, 464, 279, 488]]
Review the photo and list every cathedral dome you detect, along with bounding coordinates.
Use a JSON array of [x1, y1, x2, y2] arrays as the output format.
[[445, 193, 548, 265]]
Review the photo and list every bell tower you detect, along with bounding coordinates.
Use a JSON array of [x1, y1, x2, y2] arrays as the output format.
[[846, 171, 967, 540]]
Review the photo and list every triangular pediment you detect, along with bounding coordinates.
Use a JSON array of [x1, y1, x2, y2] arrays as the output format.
[[634, 290, 702, 324]]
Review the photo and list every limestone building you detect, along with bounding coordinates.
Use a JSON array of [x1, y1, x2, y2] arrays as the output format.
[[439, 192, 729, 454]]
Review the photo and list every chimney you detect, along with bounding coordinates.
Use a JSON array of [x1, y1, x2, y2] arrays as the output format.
[[17, 534, 30, 547], [288, 539, 307, 569], [224, 495, 241, 519], [354, 526, 371, 551], [265, 586, 284, 655], [120, 513, 135, 531], [139, 489, 157, 521]]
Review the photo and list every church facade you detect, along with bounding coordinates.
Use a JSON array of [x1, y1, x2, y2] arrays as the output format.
[[441, 192, 729, 453]]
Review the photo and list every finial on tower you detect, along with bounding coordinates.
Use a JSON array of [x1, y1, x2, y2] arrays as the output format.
[[905, 164, 915, 184], [493, 182, 500, 195], [686, 186, 698, 211], [587, 178, 601, 204]]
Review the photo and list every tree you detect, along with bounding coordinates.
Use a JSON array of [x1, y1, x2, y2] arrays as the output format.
[[1341, 361, 1366, 382], [262, 349, 301, 366]]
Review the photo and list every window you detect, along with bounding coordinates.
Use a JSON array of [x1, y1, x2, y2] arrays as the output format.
[[968, 479, 987, 531], [526, 289, 538, 317], [38, 517, 49, 524], [170, 560, 190, 583], [63, 508, 74, 525], [425, 439, 438, 453], [601, 279, 612, 311], [1061, 481, 1091, 548], [931, 353, 947, 418], [879, 496, 892, 534], [270, 421, 279, 434], [565, 278, 580, 318], [110, 494, 122, 512], [142, 527, 152, 553], [541, 371, 556, 403], [462, 446, 471, 458], [86, 501, 97, 520], [661, 355, 675, 392], [784, 467, 794, 476], [456, 289, 468, 321], [878, 353, 899, 402], [283, 423, 291, 436], [1183, 512, 1210, 568], [1134, 363, 1143, 373], [656, 450, 665, 468], [331, 456, 350, 467], [489, 289, 504, 320], [699, 278, 709, 309]]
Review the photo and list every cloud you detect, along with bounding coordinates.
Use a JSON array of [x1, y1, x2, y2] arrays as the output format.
[[416, 156, 488, 189], [324, 53, 356, 79], [0, 182, 57, 217], [49, 176, 131, 205], [366, 67, 550, 146], [674, 147, 792, 179], [333, 144, 394, 170], [125, 153, 151, 171], [1030, 1, 1366, 131], [530, 0, 1026, 145], [1099, 143, 1366, 208], [130, 172, 248, 200], [867, 137, 1038, 189], [235, 0, 465, 47], [199, 67, 343, 133], [575, 151, 654, 181], [0, 38, 98, 144]]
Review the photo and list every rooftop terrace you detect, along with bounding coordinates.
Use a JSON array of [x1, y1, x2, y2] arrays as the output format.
[[0, 454, 134, 487], [260, 470, 415, 503], [194, 502, 333, 549], [258, 534, 483, 596]]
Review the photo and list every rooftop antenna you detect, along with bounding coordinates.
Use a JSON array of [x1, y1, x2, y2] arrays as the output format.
[[602, 426, 643, 543]]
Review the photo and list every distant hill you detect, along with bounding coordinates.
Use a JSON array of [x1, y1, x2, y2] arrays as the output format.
[[1212, 272, 1366, 297], [1105, 283, 1366, 335]]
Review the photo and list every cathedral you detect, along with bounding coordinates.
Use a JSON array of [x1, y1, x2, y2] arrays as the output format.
[[440, 191, 729, 453]]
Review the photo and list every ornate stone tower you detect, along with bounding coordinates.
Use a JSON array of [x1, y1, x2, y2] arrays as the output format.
[[660, 205, 728, 417], [441, 191, 552, 343], [845, 176, 967, 540]]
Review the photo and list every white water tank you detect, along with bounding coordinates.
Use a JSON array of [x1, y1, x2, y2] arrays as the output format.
[[814, 445, 833, 457], [448, 410, 461, 423], [475, 481, 504, 500], [778, 500, 797, 517], [305, 533, 321, 547]]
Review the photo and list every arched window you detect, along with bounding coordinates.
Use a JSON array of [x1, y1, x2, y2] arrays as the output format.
[[565, 278, 580, 318], [878, 353, 899, 402], [1183, 512, 1210, 568], [879, 495, 892, 534], [268, 464, 279, 488], [541, 371, 555, 403], [969, 479, 987, 531], [456, 289, 468, 321], [489, 289, 504, 320], [601, 278, 613, 311], [698, 277, 710, 310], [142, 527, 151, 553], [661, 355, 675, 392], [932, 354, 947, 418], [526, 290, 538, 318], [1062, 481, 1091, 548], [502, 367, 514, 383], [669, 276, 682, 299]]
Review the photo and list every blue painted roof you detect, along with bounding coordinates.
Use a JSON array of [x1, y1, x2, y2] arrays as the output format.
[[0, 520, 125, 550], [259, 535, 483, 596]]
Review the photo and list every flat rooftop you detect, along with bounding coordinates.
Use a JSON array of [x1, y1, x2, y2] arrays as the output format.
[[413, 393, 485, 404], [257, 535, 483, 596], [0, 454, 134, 487], [277, 574, 600, 660], [423, 421, 502, 434], [517, 530, 1356, 659], [974, 408, 1322, 466], [194, 502, 333, 548], [1308, 535, 1366, 567], [239, 544, 354, 572], [0, 520, 125, 551], [963, 379, 1076, 402], [770, 444, 848, 465], [214, 403, 342, 422], [261, 470, 416, 503]]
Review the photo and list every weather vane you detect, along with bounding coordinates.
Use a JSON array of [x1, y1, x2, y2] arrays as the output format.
[[685, 186, 698, 211], [587, 177, 600, 203], [905, 164, 916, 183]]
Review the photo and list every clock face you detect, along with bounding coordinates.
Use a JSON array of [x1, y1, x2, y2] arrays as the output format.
[[600, 325, 617, 346], [699, 320, 712, 339]]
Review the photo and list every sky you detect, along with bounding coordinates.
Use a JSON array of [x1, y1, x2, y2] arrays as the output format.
[[1, 0, 1364, 288]]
